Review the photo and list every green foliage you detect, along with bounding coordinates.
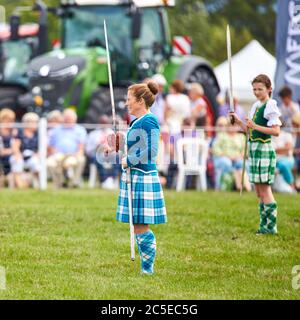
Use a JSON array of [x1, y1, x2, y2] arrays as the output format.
[[1, 0, 60, 46], [1, 0, 276, 65], [168, 2, 213, 62], [0, 189, 299, 299], [204, 0, 277, 55], [168, 0, 276, 65]]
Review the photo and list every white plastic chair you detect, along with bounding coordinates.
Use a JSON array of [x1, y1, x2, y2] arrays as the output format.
[[156, 139, 169, 175], [176, 137, 208, 191]]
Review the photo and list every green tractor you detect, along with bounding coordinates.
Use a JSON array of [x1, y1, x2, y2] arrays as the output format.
[[26, 0, 220, 123], [0, 1, 48, 118]]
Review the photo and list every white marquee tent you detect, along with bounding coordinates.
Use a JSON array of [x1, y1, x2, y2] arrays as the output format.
[[214, 40, 276, 103]]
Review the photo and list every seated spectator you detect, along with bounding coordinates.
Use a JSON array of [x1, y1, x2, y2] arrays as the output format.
[[212, 116, 250, 191], [292, 113, 300, 176], [150, 74, 167, 125], [85, 115, 121, 189], [219, 90, 246, 123], [187, 83, 209, 127], [278, 86, 300, 129], [165, 79, 191, 137], [0, 108, 18, 186], [47, 110, 63, 155], [272, 122, 296, 191], [187, 82, 216, 138], [10, 112, 40, 188], [47, 109, 87, 188], [47, 110, 63, 135]]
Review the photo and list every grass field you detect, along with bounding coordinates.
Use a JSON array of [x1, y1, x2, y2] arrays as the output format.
[[0, 189, 299, 300]]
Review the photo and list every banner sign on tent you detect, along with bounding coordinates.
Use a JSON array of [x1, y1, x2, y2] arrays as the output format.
[[274, 0, 300, 102]]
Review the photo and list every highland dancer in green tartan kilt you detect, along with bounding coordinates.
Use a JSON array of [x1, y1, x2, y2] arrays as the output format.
[[232, 74, 281, 235]]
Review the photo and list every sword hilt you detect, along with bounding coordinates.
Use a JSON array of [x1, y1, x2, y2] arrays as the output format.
[[114, 121, 119, 152], [229, 112, 235, 125], [116, 134, 119, 153]]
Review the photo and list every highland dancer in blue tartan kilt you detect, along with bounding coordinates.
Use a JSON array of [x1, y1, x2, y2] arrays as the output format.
[[232, 74, 281, 235], [108, 81, 167, 274]]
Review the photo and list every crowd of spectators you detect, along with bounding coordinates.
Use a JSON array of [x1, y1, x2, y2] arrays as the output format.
[[1, 77, 300, 192]]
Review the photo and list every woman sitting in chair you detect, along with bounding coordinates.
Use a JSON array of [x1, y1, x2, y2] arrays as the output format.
[[212, 116, 251, 191]]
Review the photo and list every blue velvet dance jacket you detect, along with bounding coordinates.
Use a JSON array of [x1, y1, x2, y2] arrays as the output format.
[[126, 112, 160, 173]]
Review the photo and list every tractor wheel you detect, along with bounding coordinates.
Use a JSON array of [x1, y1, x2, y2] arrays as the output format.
[[0, 86, 27, 120], [186, 67, 220, 122], [84, 87, 127, 124]]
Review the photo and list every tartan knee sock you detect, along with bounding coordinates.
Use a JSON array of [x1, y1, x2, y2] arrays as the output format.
[[264, 202, 278, 234], [258, 202, 268, 232], [136, 230, 157, 274]]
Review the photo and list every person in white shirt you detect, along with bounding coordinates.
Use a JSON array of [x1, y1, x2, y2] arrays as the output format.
[[165, 79, 191, 137], [164, 80, 191, 188], [292, 113, 300, 178], [187, 82, 208, 127], [278, 86, 300, 129], [150, 74, 167, 125], [272, 125, 295, 190]]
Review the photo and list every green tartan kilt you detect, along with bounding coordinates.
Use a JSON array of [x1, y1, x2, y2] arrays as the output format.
[[249, 141, 276, 185]]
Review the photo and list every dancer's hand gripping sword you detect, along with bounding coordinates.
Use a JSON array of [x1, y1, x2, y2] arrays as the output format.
[[227, 25, 235, 125], [104, 20, 135, 261]]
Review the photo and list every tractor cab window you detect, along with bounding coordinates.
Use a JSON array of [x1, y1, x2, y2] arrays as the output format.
[[63, 6, 132, 59], [3, 39, 32, 86], [139, 9, 165, 68]]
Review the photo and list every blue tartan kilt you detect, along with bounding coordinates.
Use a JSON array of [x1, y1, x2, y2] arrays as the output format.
[[116, 169, 167, 225]]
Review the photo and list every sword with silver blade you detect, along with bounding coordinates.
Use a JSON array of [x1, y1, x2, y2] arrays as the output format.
[[227, 24, 248, 194], [226, 25, 235, 124], [104, 20, 135, 260], [104, 20, 118, 142]]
